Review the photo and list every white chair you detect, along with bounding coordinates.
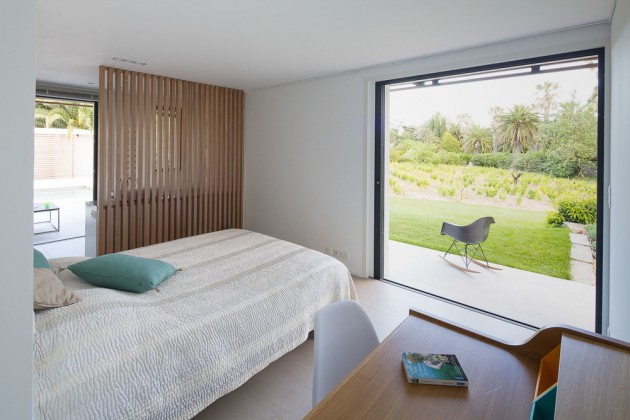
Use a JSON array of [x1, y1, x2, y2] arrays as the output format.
[[312, 300, 379, 407]]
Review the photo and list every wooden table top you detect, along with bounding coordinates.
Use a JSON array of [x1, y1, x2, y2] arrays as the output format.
[[306, 309, 541, 419], [306, 307, 630, 420]]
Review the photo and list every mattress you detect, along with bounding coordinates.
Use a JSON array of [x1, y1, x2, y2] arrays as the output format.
[[33, 229, 356, 419]]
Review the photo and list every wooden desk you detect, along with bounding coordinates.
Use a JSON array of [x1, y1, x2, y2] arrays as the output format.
[[306, 308, 630, 420]]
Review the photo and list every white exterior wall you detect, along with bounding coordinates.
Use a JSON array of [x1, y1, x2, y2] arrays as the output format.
[[0, 0, 36, 417], [609, 0, 630, 341]]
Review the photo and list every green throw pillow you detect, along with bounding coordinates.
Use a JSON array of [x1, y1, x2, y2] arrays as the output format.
[[34, 249, 50, 269], [67, 254, 177, 293]]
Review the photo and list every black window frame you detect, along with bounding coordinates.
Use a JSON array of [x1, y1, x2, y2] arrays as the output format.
[[374, 48, 605, 333], [35, 87, 99, 202]]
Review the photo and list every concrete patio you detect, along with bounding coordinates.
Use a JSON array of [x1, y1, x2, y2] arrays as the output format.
[[386, 240, 595, 331]]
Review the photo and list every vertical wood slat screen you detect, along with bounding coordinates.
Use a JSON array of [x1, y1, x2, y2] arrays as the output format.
[[97, 66, 244, 255]]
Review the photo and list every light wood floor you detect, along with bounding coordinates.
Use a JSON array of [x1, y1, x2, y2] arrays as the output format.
[[194, 277, 532, 420]]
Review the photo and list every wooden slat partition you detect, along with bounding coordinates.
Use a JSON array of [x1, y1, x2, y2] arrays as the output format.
[[97, 66, 244, 255]]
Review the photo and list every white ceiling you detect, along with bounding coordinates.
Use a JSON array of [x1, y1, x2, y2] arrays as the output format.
[[36, 0, 615, 92]]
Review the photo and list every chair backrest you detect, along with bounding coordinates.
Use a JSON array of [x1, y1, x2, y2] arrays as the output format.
[[465, 216, 495, 244], [441, 216, 495, 244], [312, 300, 379, 408]]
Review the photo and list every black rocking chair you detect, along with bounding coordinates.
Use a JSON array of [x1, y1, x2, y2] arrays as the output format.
[[440, 216, 501, 273]]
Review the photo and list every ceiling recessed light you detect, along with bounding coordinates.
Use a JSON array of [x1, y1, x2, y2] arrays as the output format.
[[111, 57, 147, 67]]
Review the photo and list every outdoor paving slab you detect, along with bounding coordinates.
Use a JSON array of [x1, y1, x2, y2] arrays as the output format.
[[571, 243, 594, 263], [571, 260, 595, 285], [570, 233, 590, 246], [564, 222, 586, 234]]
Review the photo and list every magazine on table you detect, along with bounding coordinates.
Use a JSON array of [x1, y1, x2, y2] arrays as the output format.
[[402, 352, 469, 387]]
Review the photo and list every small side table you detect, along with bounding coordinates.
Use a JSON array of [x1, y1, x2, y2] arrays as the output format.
[[34, 202, 60, 234]]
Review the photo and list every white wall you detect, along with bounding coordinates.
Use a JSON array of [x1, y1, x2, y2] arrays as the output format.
[[609, 0, 630, 342], [0, 0, 36, 417], [245, 23, 610, 279], [245, 74, 368, 273]]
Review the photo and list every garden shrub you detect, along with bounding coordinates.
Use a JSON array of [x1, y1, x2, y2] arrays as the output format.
[[389, 177, 403, 194], [430, 151, 469, 165], [541, 185, 557, 200], [585, 223, 597, 251], [557, 197, 597, 224], [578, 160, 597, 177], [414, 178, 429, 188], [470, 151, 582, 178], [514, 152, 547, 173], [390, 148, 404, 162], [546, 211, 564, 227], [438, 186, 455, 197], [401, 142, 436, 163], [463, 172, 476, 186], [469, 153, 513, 169], [546, 157, 579, 178], [485, 186, 498, 197], [585, 223, 596, 242]]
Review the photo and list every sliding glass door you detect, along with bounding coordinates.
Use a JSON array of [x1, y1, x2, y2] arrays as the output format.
[[375, 49, 605, 332]]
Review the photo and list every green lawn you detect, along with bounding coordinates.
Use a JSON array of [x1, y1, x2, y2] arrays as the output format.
[[389, 197, 572, 279]]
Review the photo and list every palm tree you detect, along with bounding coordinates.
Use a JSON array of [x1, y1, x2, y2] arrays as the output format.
[[456, 113, 473, 135], [34, 102, 94, 138], [448, 113, 472, 142], [489, 106, 503, 153], [496, 104, 540, 185], [496, 104, 540, 154], [536, 81, 559, 122], [462, 125, 493, 154]]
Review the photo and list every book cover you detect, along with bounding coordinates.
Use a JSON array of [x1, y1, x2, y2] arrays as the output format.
[[402, 352, 469, 387]]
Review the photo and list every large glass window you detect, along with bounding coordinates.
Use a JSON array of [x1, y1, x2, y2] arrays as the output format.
[[34, 98, 96, 253], [375, 49, 604, 332]]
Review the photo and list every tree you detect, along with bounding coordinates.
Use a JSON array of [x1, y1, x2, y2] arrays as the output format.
[[538, 94, 597, 176], [462, 125, 493, 154], [455, 113, 473, 137], [34, 102, 93, 138], [496, 104, 540, 154], [496, 104, 540, 185], [438, 131, 462, 153], [425, 112, 449, 139], [489, 106, 504, 153], [536, 81, 559, 122]]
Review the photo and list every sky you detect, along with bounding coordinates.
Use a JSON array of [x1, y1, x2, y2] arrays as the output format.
[[389, 67, 598, 129]]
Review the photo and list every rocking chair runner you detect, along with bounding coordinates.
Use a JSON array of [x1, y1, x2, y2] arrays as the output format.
[[440, 216, 500, 273]]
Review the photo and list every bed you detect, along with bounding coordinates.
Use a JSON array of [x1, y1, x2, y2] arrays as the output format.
[[33, 229, 356, 419]]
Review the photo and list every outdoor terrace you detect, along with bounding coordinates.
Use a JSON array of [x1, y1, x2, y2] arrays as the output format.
[[387, 240, 595, 330]]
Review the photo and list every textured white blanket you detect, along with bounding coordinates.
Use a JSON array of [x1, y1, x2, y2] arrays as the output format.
[[33, 229, 356, 419]]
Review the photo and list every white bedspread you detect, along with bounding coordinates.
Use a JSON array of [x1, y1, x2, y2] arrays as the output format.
[[33, 229, 356, 419]]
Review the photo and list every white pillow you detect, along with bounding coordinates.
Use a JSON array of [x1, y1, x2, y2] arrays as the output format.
[[33, 268, 81, 310]]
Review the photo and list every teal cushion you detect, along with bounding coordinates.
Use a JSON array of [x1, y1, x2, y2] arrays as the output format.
[[67, 254, 177, 293], [34, 249, 50, 269]]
